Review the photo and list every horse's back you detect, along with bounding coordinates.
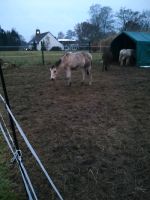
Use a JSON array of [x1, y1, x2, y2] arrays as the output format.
[[63, 51, 92, 69], [119, 49, 135, 56]]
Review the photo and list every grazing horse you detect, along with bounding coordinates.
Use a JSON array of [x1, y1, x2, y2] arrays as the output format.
[[50, 51, 92, 86], [119, 49, 135, 66]]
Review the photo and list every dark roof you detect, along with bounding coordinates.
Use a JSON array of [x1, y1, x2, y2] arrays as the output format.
[[29, 32, 49, 44]]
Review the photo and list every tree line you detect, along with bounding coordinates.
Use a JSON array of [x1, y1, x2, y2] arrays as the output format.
[[58, 5, 150, 43], [0, 26, 26, 50]]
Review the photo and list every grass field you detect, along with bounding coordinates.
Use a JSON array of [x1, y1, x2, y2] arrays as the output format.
[[0, 51, 150, 200], [0, 51, 102, 67], [0, 136, 25, 200]]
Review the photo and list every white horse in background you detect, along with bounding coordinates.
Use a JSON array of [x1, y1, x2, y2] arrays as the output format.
[[50, 51, 92, 86], [119, 49, 135, 66]]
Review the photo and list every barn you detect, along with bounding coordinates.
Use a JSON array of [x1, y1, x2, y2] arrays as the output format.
[[111, 31, 150, 66]]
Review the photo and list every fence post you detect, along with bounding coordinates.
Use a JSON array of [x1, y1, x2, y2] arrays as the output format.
[[0, 60, 20, 152], [89, 41, 91, 53], [41, 41, 45, 65]]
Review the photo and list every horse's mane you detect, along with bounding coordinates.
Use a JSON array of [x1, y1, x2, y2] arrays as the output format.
[[55, 59, 61, 67]]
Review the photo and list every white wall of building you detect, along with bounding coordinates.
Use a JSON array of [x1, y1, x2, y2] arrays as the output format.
[[37, 33, 64, 50]]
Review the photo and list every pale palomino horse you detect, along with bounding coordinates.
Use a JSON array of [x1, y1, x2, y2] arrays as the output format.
[[50, 52, 92, 86], [119, 49, 135, 66]]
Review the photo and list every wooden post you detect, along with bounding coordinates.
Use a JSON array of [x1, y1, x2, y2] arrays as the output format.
[[89, 41, 91, 53], [41, 41, 45, 65]]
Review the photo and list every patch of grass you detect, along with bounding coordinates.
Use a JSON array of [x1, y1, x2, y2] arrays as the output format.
[[0, 51, 102, 67], [0, 51, 64, 66], [0, 136, 25, 200]]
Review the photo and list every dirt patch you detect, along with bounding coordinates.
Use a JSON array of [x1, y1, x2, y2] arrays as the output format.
[[1, 65, 150, 200]]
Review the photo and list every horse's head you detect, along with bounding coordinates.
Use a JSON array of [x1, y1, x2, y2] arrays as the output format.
[[50, 59, 62, 81], [50, 65, 57, 81]]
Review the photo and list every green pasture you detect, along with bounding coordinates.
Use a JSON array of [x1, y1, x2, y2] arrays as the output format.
[[0, 51, 102, 67], [0, 136, 25, 200]]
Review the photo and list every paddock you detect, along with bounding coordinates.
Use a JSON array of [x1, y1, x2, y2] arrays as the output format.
[[0, 62, 150, 200]]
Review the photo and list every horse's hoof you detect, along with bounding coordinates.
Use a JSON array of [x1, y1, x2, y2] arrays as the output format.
[[68, 83, 72, 87]]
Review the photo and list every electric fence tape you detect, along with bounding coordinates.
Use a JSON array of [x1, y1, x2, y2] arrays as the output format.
[[0, 94, 64, 200]]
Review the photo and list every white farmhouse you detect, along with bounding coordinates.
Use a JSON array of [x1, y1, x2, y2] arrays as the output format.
[[28, 29, 64, 50]]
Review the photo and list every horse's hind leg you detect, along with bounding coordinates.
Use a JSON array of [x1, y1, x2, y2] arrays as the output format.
[[89, 72, 92, 85], [81, 69, 86, 85], [67, 77, 72, 86], [102, 62, 105, 72], [87, 67, 92, 85], [66, 69, 72, 86]]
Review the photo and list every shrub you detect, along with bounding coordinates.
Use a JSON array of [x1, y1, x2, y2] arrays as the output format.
[[50, 46, 62, 51]]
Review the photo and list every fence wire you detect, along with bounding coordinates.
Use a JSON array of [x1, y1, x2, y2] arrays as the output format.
[[0, 94, 64, 200], [0, 114, 38, 200]]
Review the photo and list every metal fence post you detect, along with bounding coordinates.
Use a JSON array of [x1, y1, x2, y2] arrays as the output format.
[[0, 60, 20, 152]]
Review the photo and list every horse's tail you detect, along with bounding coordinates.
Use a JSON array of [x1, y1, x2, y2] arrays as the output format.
[[86, 61, 92, 75]]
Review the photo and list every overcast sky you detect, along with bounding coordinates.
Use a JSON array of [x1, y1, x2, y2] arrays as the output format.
[[0, 0, 149, 42]]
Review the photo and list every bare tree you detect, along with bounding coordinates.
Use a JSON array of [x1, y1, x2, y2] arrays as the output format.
[[140, 10, 150, 31], [57, 32, 65, 39], [75, 21, 100, 42], [116, 7, 149, 31], [89, 4, 115, 38], [65, 30, 76, 39]]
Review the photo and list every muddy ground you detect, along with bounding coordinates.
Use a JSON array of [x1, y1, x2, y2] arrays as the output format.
[[1, 64, 150, 200]]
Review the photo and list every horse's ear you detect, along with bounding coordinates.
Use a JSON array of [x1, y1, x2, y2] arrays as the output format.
[[55, 59, 61, 66], [50, 64, 55, 69]]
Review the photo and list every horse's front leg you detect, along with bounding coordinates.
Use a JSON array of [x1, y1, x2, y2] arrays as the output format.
[[126, 56, 130, 66], [87, 67, 92, 85], [81, 69, 86, 85], [88, 71, 92, 85], [66, 69, 72, 86]]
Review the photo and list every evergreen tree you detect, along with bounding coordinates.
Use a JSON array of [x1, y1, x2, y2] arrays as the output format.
[[0, 26, 25, 50]]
